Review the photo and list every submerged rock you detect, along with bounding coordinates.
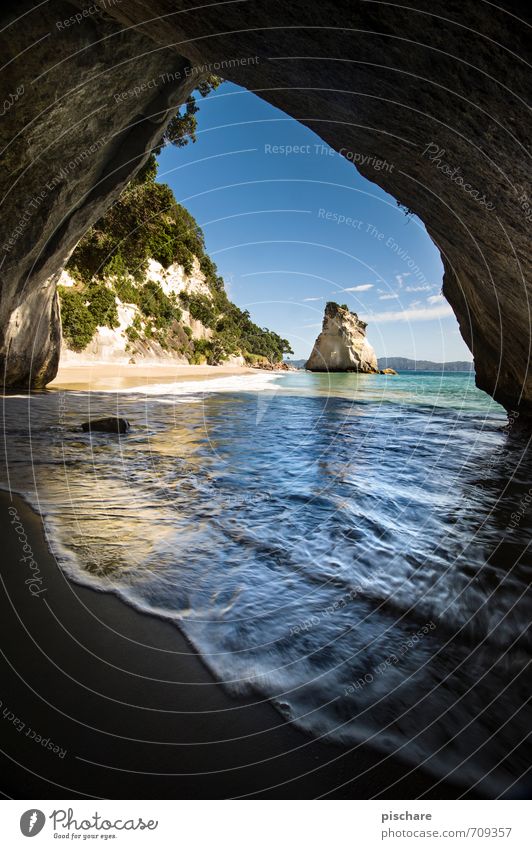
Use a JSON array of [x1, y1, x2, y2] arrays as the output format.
[[254, 359, 296, 371], [305, 302, 378, 373], [81, 417, 130, 434], [380, 367, 398, 375]]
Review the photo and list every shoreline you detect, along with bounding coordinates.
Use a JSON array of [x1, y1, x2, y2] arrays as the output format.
[[47, 362, 262, 392], [0, 489, 471, 799]]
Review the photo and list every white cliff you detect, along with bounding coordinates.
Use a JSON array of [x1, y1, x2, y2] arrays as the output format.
[[58, 257, 217, 365]]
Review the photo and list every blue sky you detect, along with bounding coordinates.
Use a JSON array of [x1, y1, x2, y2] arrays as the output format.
[[157, 82, 472, 362]]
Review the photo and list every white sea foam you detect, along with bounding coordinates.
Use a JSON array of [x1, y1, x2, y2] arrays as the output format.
[[113, 372, 282, 396]]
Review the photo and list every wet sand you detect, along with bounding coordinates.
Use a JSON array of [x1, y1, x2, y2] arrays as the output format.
[[0, 491, 471, 799], [47, 363, 259, 392]]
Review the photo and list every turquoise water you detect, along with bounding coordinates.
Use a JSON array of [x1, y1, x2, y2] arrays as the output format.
[[2, 370, 531, 796]]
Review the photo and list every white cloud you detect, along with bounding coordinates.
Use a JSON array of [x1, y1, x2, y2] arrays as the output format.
[[395, 273, 410, 287], [362, 303, 455, 323], [427, 293, 445, 304], [379, 293, 399, 300], [302, 296, 323, 301], [405, 285, 431, 292], [335, 284, 374, 293]]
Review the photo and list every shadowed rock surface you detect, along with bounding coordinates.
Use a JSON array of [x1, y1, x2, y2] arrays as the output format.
[[81, 417, 130, 434], [0, 1, 530, 420], [306, 302, 378, 372]]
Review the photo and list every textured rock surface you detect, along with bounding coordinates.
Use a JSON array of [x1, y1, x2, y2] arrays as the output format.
[[0, 1, 530, 419], [81, 417, 130, 434], [306, 302, 378, 372], [0, 1, 198, 387]]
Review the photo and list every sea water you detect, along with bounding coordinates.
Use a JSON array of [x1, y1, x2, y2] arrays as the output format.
[[2, 370, 531, 796]]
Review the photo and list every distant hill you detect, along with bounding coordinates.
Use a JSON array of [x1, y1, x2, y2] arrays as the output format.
[[286, 357, 474, 372], [378, 357, 474, 372], [285, 357, 474, 372]]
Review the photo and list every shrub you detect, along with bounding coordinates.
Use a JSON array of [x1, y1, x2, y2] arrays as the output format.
[[58, 286, 97, 351], [112, 275, 139, 306], [199, 254, 218, 284], [189, 338, 212, 365], [187, 294, 216, 328], [138, 280, 182, 329], [125, 326, 140, 342]]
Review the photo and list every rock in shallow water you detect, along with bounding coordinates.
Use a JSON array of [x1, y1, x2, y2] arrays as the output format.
[[306, 302, 378, 373], [81, 418, 130, 434]]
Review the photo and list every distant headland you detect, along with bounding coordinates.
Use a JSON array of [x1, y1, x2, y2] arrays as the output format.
[[377, 357, 474, 372], [287, 356, 474, 372]]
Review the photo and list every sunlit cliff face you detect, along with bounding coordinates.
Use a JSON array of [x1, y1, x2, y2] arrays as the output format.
[[1, 1, 530, 419]]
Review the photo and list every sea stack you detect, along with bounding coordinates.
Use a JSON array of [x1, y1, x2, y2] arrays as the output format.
[[305, 302, 378, 372]]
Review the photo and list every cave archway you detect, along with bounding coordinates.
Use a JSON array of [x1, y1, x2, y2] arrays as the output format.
[[1, 0, 530, 418]]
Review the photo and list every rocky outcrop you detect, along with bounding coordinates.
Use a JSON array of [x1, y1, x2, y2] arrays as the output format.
[[306, 303, 378, 372], [81, 417, 130, 435], [0, 2, 530, 421]]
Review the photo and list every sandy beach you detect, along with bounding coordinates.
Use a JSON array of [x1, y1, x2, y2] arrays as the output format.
[[0, 490, 467, 800], [47, 362, 260, 392]]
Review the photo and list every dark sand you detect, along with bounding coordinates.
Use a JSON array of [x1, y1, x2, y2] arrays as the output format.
[[0, 491, 471, 799]]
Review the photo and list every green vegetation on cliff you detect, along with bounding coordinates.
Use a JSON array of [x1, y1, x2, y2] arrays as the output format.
[[59, 280, 120, 351], [62, 166, 292, 362], [67, 175, 208, 284], [60, 80, 292, 364]]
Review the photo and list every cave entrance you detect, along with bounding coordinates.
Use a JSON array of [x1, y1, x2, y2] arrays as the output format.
[[2, 2, 528, 415], [152, 80, 472, 371], [57, 79, 472, 376]]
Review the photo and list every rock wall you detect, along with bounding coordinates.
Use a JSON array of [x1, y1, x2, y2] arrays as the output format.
[[306, 303, 378, 372], [0, 0, 198, 386], [0, 1, 530, 420]]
